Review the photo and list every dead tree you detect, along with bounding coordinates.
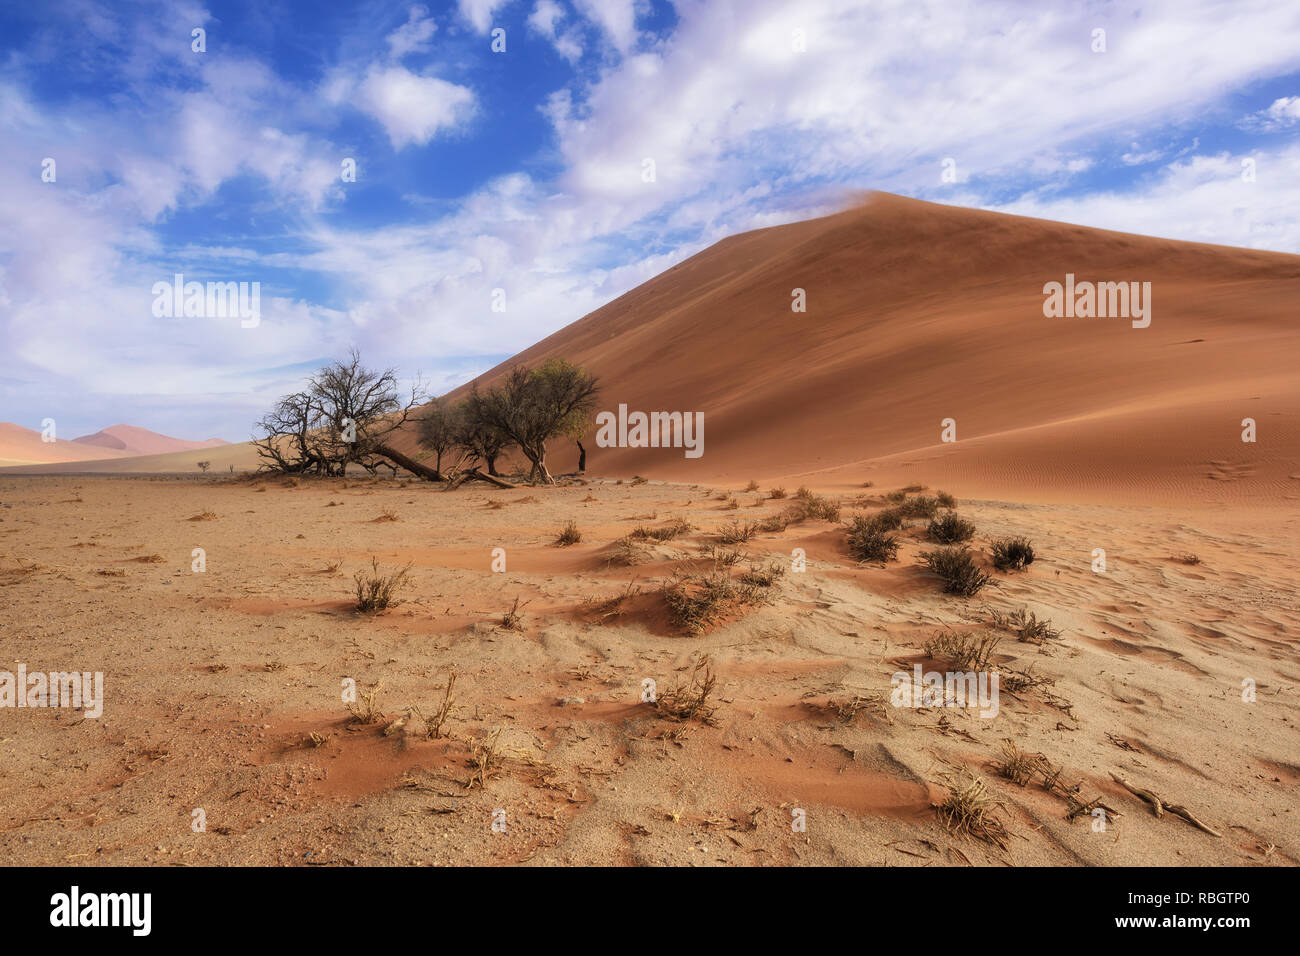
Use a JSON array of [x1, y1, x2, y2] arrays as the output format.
[[252, 349, 428, 478]]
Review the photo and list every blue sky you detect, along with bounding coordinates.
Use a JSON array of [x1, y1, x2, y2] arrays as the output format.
[[1, 0, 1298, 441]]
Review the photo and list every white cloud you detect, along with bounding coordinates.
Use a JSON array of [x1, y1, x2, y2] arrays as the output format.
[[1121, 144, 1165, 165], [357, 66, 476, 149], [1242, 95, 1300, 131], [988, 146, 1300, 253], [387, 5, 438, 59], [528, 0, 584, 60], [572, 0, 641, 53], [528, 0, 564, 35], [458, 0, 513, 34]]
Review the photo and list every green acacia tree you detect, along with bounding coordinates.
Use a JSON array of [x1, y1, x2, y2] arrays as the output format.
[[465, 359, 599, 484]]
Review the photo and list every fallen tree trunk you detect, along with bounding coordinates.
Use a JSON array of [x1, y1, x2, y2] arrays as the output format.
[[446, 468, 519, 490], [373, 443, 444, 482]]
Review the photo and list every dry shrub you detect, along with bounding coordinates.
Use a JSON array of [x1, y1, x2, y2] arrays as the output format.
[[698, 544, 746, 568], [768, 486, 787, 499], [662, 571, 737, 635], [757, 513, 791, 533], [923, 630, 1001, 670], [654, 657, 717, 723], [920, 547, 992, 596], [998, 664, 1055, 695], [717, 519, 759, 544], [994, 739, 1047, 787], [373, 508, 400, 522], [896, 495, 943, 520], [739, 562, 785, 589], [744, 480, 760, 492], [348, 682, 384, 724], [631, 517, 691, 541], [585, 580, 641, 622], [353, 558, 411, 612], [607, 536, 652, 566], [936, 771, 1010, 850], [465, 727, 504, 789], [500, 596, 529, 631], [554, 520, 582, 546], [846, 515, 899, 563], [926, 511, 976, 544], [188, 511, 218, 521], [865, 506, 905, 531], [988, 607, 1060, 644], [662, 552, 780, 635], [990, 537, 1035, 571], [412, 670, 456, 739], [788, 493, 840, 522], [827, 693, 892, 725]]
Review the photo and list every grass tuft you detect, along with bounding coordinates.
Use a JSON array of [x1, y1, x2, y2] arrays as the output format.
[[846, 515, 900, 563], [990, 537, 1035, 571], [353, 558, 411, 612], [554, 520, 582, 546], [926, 511, 976, 544], [923, 630, 1001, 670], [920, 547, 992, 596]]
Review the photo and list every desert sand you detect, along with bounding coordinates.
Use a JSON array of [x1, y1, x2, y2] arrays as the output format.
[[0, 472, 1295, 866], [1, 194, 1296, 866]]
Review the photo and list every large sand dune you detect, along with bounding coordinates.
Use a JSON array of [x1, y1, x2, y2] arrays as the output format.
[[10, 194, 1298, 506], [421, 192, 1298, 505]]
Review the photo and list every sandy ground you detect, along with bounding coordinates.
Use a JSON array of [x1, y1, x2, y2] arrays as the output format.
[[1, 472, 1295, 866]]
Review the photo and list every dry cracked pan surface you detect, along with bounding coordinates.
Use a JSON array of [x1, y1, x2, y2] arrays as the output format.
[[0, 473, 1296, 866]]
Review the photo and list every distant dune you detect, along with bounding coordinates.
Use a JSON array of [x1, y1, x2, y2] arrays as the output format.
[[72, 424, 231, 457], [8, 193, 1298, 504], [0, 422, 232, 469]]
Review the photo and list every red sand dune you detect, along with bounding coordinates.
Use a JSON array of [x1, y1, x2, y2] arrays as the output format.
[[0, 422, 228, 467], [412, 192, 1299, 505], [0, 423, 124, 467], [72, 424, 230, 458], [9, 193, 1298, 505]]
